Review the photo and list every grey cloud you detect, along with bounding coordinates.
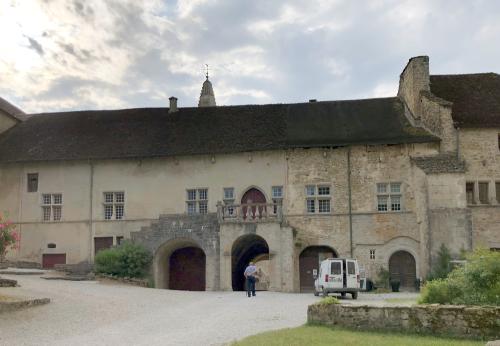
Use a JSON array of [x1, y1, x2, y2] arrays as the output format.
[[70, 0, 94, 19], [25, 36, 44, 55]]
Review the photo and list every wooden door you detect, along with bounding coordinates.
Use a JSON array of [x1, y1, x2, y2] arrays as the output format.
[[389, 251, 416, 288], [299, 246, 335, 292], [42, 254, 66, 269], [169, 247, 206, 291], [94, 237, 113, 254], [241, 188, 266, 219]]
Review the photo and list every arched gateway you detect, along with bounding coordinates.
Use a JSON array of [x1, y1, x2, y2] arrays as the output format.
[[231, 234, 269, 291], [389, 250, 416, 289], [131, 214, 220, 291]]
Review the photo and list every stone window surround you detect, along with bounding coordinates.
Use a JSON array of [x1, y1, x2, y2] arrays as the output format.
[[376, 182, 403, 212], [271, 186, 284, 214], [305, 184, 331, 214], [466, 180, 499, 205], [222, 187, 235, 216], [103, 191, 125, 220], [186, 188, 208, 215], [27, 173, 38, 193], [41, 193, 63, 222], [370, 249, 376, 260]]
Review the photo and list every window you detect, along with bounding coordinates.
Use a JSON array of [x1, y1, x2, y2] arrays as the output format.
[[347, 261, 355, 275], [223, 187, 235, 216], [478, 182, 489, 204], [272, 186, 283, 214], [103, 192, 125, 220], [186, 188, 208, 215], [305, 185, 331, 214], [41, 193, 62, 221], [116, 236, 124, 245], [331, 261, 341, 275], [370, 249, 376, 260], [496, 182, 500, 204], [376, 183, 402, 212], [27, 173, 38, 192], [466, 182, 475, 205]]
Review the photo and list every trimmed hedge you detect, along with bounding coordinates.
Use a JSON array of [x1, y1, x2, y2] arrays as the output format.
[[94, 242, 151, 278]]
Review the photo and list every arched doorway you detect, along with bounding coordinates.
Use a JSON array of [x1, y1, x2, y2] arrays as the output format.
[[241, 188, 266, 220], [169, 247, 206, 291], [153, 239, 206, 291], [389, 250, 416, 288], [299, 246, 337, 292], [231, 234, 269, 291]]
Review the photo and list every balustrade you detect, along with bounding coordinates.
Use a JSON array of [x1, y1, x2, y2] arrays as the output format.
[[216, 202, 282, 223]]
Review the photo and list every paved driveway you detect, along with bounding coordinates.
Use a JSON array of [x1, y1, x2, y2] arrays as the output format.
[[0, 274, 419, 346], [0, 275, 318, 346]]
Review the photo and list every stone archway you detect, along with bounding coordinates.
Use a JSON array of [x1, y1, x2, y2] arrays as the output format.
[[154, 238, 206, 291], [389, 250, 416, 288], [231, 234, 269, 291], [299, 246, 337, 292]]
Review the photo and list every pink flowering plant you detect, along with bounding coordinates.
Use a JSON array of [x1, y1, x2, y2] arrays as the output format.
[[0, 214, 19, 263]]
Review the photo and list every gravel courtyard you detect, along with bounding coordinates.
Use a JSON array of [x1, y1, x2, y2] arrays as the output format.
[[0, 274, 419, 346]]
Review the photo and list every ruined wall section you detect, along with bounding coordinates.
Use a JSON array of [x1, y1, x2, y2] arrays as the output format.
[[398, 56, 457, 154], [459, 128, 500, 249]]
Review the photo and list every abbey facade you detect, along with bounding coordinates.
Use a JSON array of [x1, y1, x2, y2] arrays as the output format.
[[0, 56, 498, 292]]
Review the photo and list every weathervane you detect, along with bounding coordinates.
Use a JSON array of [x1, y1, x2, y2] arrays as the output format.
[[205, 64, 210, 80]]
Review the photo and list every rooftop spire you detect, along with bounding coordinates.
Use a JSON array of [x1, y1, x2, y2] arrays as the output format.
[[198, 65, 216, 107]]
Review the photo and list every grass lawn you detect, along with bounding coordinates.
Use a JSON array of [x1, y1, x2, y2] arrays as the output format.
[[231, 325, 484, 346]]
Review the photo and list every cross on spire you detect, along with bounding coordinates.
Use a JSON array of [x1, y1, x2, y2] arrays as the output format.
[[205, 64, 210, 80]]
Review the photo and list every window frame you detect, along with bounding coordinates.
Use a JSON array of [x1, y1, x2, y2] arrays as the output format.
[[376, 182, 402, 212], [27, 173, 38, 193], [41, 193, 63, 221], [478, 181, 489, 204], [186, 188, 209, 215], [103, 191, 126, 220], [305, 184, 332, 214]]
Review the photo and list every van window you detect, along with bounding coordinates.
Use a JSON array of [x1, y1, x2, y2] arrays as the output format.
[[331, 261, 341, 275], [347, 261, 355, 275]]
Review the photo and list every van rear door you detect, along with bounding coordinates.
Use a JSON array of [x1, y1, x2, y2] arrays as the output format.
[[346, 259, 358, 288], [329, 260, 343, 289]]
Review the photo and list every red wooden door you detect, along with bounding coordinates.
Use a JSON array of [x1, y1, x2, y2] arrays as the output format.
[[241, 188, 266, 219], [42, 254, 66, 269], [299, 246, 336, 292], [169, 247, 206, 291], [94, 237, 113, 254]]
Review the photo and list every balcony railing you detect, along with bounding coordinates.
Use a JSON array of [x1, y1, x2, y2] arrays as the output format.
[[216, 201, 282, 223]]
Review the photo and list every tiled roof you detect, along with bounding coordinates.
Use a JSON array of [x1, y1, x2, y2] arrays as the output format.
[[0, 97, 438, 163]]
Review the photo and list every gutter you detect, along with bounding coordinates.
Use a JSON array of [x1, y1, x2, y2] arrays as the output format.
[[88, 160, 94, 263], [347, 147, 353, 257]]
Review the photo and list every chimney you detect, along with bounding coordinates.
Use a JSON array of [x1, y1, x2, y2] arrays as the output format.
[[169, 96, 178, 113]]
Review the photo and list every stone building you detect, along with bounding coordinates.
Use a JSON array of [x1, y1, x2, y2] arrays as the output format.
[[0, 56, 498, 292]]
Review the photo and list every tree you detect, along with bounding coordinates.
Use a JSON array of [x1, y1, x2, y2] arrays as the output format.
[[429, 243, 452, 280]]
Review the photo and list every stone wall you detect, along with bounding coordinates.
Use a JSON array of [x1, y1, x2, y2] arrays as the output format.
[[308, 303, 500, 340]]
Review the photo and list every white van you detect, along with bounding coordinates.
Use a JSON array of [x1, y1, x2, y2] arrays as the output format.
[[313, 258, 360, 299]]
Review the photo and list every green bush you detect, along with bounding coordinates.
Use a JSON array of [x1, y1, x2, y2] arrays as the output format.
[[428, 243, 452, 280], [375, 267, 390, 289], [95, 242, 152, 278], [419, 248, 500, 306], [316, 296, 340, 305]]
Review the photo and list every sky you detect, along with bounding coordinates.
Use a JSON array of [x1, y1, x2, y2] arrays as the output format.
[[0, 0, 499, 113]]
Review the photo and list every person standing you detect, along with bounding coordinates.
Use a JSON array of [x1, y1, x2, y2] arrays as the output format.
[[244, 261, 257, 297]]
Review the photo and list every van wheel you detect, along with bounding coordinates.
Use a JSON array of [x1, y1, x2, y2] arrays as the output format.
[[314, 290, 319, 297], [322, 289, 328, 297], [341, 292, 346, 298], [351, 292, 358, 300]]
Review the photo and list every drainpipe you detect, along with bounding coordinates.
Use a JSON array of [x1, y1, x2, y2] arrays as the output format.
[[347, 147, 353, 257], [455, 124, 460, 159], [89, 160, 94, 263]]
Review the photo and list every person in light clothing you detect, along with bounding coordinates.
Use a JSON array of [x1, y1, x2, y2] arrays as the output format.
[[244, 262, 257, 297]]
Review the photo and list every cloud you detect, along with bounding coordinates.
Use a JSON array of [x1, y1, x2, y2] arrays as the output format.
[[25, 36, 44, 55], [0, 0, 499, 113]]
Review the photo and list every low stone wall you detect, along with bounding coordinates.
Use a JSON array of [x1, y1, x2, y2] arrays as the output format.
[[0, 277, 17, 287], [308, 303, 500, 340], [96, 274, 149, 288], [0, 298, 50, 314]]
